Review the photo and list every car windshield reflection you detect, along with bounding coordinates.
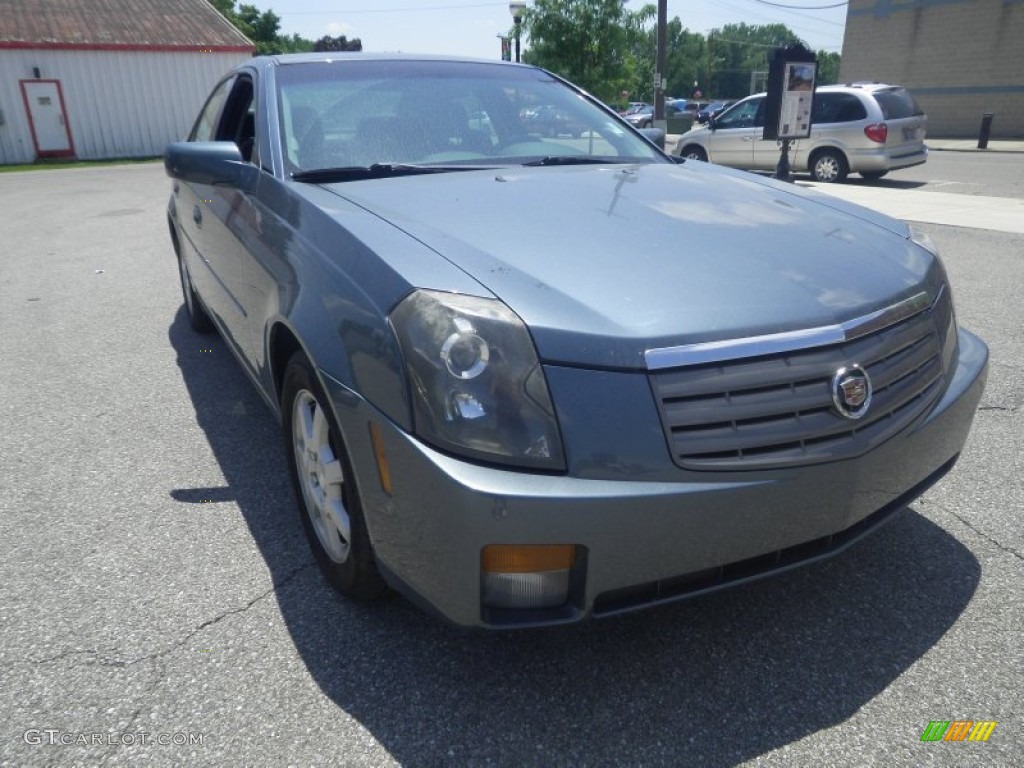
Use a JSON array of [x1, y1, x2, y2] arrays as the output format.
[[276, 58, 663, 174]]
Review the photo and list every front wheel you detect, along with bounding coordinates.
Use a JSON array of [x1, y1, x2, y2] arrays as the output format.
[[810, 149, 848, 183], [681, 145, 708, 162], [281, 352, 387, 601]]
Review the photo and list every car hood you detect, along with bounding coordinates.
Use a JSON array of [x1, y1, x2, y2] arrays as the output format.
[[321, 162, 943, 369]]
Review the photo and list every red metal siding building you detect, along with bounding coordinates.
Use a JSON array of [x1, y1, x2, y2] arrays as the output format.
[[0, 0, 255, 163]]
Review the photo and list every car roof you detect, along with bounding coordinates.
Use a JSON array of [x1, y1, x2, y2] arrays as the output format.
[[737, 82, 906, 101], [261, 51, 514, 67]]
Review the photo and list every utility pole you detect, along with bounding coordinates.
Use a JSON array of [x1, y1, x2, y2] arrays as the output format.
[[707, 34, 713, 96], [655, 0, 667, 126]]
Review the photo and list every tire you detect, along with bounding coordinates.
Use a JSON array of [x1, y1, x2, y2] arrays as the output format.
[[176, 249, 214, 334], [281, 351, 387, 600], [810, 149, 849, 183], [860, 170, 888, 181], [682, 145, 708, 162]]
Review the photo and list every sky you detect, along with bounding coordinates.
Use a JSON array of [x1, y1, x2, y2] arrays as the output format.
[[260, 0, 849, 59]]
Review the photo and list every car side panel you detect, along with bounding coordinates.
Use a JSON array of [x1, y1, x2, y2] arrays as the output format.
[[707, 126, 756, 167]]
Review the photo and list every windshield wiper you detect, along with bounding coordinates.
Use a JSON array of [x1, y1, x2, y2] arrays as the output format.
[[291, 163, 492, 183], [521, 155, 623, 167]]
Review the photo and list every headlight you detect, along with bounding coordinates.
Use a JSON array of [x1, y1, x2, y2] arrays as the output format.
[[391, 290, 565, 470]]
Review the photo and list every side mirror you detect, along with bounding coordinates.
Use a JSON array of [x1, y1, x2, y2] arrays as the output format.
[[638, 127, 665, 150], [708, 115, 716, 130], [165, 141, 257, 190]]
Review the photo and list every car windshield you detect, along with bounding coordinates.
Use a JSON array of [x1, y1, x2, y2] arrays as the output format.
[[275, 58, 664, 176]]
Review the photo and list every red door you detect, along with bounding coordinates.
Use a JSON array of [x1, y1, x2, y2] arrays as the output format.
[[20, 80, 75, 158]]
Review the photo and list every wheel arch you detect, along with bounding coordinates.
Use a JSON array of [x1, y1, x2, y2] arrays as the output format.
[[808, 144, 849, 168], [167, 213, 181, 257], [268, 321, 310, 407], [807, 145, 850, 182]]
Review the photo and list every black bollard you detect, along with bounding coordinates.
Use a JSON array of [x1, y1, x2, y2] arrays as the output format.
[[775, 138, 793, 182], [977, 113, 994, 149]]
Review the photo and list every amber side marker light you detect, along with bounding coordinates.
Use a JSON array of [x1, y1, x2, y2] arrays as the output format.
[[368, 421, 392, 496], [481, 545, 575, 609]]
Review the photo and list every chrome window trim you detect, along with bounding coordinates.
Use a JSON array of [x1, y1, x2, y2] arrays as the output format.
[[645, 288, 938, 370]]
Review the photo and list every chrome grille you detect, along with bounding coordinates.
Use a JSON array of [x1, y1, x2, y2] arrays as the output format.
[[649, 289, 952, 470]]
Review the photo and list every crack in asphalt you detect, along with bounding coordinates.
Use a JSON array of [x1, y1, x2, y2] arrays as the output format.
[[927, 499, 1024, 563], [122, 561, 316, 668], [978, 405, 1018, 413], [93, 561, 316, 764], [98, 656, 166, 768], [24, 562, 315, 670]]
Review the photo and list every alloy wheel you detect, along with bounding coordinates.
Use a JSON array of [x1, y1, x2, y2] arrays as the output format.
[[291, 389, 351, 563]]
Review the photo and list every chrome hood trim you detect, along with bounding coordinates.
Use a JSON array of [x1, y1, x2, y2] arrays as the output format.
[[645, 288, 938, 370]]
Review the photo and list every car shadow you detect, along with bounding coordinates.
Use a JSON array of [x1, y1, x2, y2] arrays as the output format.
[[790, 175, 929, 189], [169, 307, 980, 766], [841, 177, 929, 189]]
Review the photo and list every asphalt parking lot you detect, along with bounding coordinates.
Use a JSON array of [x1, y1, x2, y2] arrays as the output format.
[[0, 160, 1021, 767]]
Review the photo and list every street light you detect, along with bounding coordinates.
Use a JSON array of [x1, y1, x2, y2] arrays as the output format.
[[509, 0, 526, 63]]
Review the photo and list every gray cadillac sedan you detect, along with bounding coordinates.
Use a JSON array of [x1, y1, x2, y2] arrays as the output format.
[[165, 53, 988, 629]]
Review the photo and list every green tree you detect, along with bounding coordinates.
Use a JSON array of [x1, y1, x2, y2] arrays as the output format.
[[521, 0, 653, 103], [707, 23, 803, 97], [313, 35, 363, 52], [629, 16, 707, 102], [212, 1, 315, 54], [815, 50, 841, 85]]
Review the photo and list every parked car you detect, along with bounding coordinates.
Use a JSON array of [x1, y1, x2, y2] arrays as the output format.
[[623, 105, 654, 128], [695, 99, 735, 123], [668, 99, 710, 115], [165, 54, 986, 629], [619, 101, 649, 115], [625, 100, 705, 129], [673, 83, 928, 181], [521, 104, 586, 137]]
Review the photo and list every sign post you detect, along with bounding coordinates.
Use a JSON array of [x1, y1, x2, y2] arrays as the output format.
[[763, 44, 817, 182]]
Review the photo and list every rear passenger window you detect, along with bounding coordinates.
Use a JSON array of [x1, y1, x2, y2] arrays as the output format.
[[873, 89, 924, 119], [813, 93, 867, 124]]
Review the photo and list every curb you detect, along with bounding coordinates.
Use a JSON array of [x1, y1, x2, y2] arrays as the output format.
[[930, 145, 1024, 154]]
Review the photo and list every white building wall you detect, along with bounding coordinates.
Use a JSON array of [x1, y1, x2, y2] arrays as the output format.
[[0, 49, 250, 164]]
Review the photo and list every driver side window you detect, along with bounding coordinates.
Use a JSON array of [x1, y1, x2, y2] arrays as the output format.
[[716, 98, 761, 129], [214, 75, 260, 167], [190, 76, 235, 142]]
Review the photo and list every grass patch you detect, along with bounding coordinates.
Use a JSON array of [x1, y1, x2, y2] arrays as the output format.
[[0, 156, 162, 173]]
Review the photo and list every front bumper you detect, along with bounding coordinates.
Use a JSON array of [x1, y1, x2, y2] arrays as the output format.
[[329, 329, 987, 629]]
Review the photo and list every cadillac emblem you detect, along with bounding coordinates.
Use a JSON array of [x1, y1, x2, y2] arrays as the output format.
[[831, 364, 872, 420]]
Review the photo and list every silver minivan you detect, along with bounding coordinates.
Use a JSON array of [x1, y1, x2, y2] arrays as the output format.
[[673, 83, 928, 182]]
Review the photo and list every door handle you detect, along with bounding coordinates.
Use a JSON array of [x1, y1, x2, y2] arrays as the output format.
[[192, 205, 202, 226]]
